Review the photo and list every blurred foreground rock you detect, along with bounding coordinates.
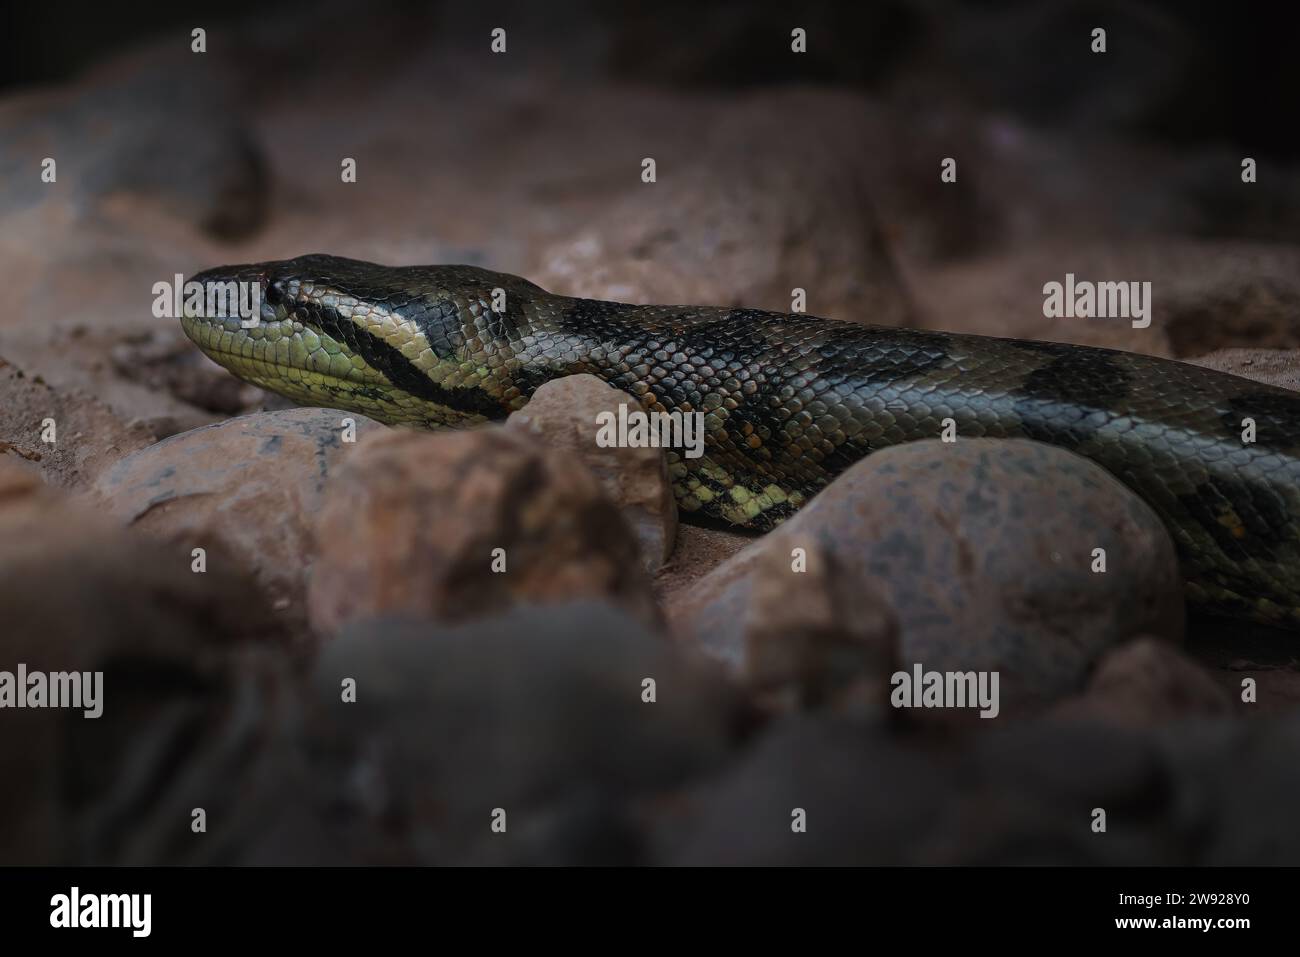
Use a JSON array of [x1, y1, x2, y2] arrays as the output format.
[[1053, 637, 1233, 729], [241, 603, 744, 865], [658, 711, 1300, 866], [0, 459, 293, 865]]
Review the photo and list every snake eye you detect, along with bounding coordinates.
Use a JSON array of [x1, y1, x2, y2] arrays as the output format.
[[264, 279, 285, 305]]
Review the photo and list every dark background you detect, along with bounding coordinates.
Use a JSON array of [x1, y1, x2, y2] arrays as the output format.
[[3, 0, 1298, 157]]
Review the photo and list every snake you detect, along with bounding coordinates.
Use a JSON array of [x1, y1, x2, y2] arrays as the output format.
[[180, 254, 1300, 630]]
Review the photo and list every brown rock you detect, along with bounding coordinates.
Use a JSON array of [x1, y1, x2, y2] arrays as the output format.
[[1186, 348, 1300, 392], [0, 454, 43, 499], [0, 353, 154, 490], [910, 239, 1300, 358], [91, 408, 384, 630], [671, 439, 1184, 715], [1054, 637, 1233, 728], [533, 90, 912, 327], [109, 326, 281, 424], [507, 374, 677, 572], [744, 542, 898, 719], [307, 426, 658, 635]]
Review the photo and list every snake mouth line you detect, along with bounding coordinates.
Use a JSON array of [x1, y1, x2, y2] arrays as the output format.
[[195, 345, 311, 373], [188, 340, 392, 397], [189, 341, 496, 429]]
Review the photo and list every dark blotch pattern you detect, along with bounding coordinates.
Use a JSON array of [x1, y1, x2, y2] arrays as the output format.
[[1013, 349, 1134, 447], [1223, 391, 1300, 451], [305, 301, 505, 417]]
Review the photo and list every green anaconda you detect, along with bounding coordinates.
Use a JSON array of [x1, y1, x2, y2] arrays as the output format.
[[180, 254, 1300, 629]]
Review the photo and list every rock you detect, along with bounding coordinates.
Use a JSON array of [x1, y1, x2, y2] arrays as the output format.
[[659, 707, 1300, 866], [1158, 715, 1300, 865], [742, 542, 898, 718], [0, 455, 43, 498], [307, 426, 659, 636], [911, 240, 1300, 358], [656, 717, 952, 866], [0, 353, 154, 489], [0, 48, 266, 238], [534, 90, 912, 328], [1053, 637, 1233, 728], [0, 465, 292, 865], [651, 522, 752, 609], [1187, 348, 1300, 392], [92, 408, 384, 632], [671, 439, 1184, 715], [658, 715, 1183, 866], [109, 326, 280, 422], [946, 720, 1183, 866], [294, 603, 741, 865], [507, 373, 677, 572]]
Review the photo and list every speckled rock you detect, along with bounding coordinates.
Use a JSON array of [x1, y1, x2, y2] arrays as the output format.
[[91, 407, 383, 629], [307, 426, 659, 636], [671, 439, 1184, 714], [507, 374, 677, 572]]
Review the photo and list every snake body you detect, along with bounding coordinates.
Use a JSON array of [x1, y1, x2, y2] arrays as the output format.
[[181, 254, 1300, 629]]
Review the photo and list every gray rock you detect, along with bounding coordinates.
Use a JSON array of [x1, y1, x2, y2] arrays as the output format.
[[659, 715, 1185, 866], [672, 439, 1184, 715], [657, 717, 953, 866], [1156, 715, 1300, 865], [300, 602, 743, 865], [0, 463, 294, 865], [0, 52, 266, 237]]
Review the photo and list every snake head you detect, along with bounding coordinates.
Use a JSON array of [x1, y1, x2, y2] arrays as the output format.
[[178, 255, 506, 429]]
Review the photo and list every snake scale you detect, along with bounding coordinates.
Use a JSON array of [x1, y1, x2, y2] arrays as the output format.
[[181, 254, 1300, 629]]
